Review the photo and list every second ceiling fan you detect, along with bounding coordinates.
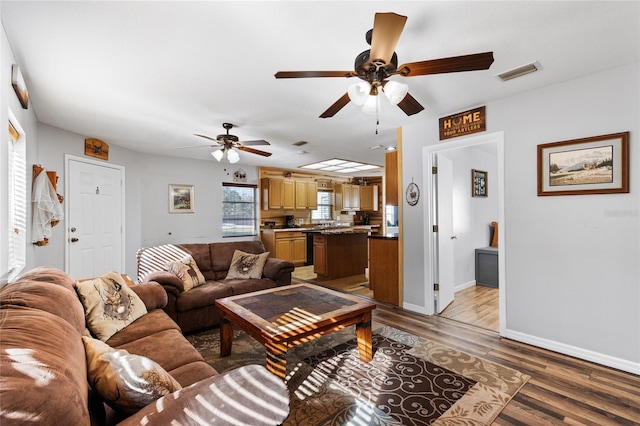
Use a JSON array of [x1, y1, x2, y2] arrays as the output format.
[[194, 123, 272, 163], [275, 12, 494, 118]]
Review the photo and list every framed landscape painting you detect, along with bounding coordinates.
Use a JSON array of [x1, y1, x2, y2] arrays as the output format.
[[169, 184, 194, 213], [537, 132, 629, 196]]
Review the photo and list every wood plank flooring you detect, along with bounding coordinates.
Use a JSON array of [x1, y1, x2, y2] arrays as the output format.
[[440, 284, 499, 331], [373, 304, 640, 426], [292, 265, 373, 298]]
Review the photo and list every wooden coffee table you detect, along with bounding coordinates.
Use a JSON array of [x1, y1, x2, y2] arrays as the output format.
[[215, 283, 377, 379]]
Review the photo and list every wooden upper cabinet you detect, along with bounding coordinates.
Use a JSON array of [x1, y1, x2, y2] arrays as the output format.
[[294, 181, 317, 209], [336, 184, 360, 211], [263, 178, 316, 210], [385, 151, 398, 205], [262, 178, 283, 210], [282, 180, 294, 210], [359, 185, 379, 211], [306, 181, 318, 209]]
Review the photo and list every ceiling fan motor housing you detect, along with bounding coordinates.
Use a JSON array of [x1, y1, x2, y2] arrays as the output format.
[[355, 49, 398, 83]]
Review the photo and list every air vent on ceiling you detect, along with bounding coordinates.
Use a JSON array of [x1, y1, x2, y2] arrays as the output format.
[[293, 141, 308, 146], [496, 61, 541, 81]]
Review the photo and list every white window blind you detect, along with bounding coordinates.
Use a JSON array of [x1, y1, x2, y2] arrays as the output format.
[[7, 119, 27, 281], [312, 191, 333, 221]]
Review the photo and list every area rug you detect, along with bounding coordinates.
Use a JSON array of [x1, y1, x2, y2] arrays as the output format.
[[186, 324, 530, 425]]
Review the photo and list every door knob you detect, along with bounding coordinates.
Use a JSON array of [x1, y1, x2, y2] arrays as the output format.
[[450, 235, 457, 240], [71, 237, 79, 242]]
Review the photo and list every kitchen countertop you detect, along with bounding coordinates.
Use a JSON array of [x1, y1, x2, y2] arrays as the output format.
[[261, 225, 379, 233], [368, 233, 399, 240]]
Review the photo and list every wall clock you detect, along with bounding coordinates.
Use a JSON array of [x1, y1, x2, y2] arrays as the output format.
[[406, 181, 420, 206]]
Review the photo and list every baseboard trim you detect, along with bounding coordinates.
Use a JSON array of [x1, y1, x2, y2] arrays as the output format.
[[502, 329, 640, 375], [403, 302, 431, 315], [454, 280, 476, 293]]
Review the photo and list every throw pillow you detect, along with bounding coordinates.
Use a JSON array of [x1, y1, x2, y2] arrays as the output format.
[[82, 336, 182, 414], [226, 250, 270, 280], [75, 272, 148, 341], [164, 255, 205, 291]]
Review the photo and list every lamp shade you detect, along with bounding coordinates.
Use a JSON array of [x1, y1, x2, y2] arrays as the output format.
[[347, 82, 370, 106], [383, 81, 409, 105], [361, 95, 380, 114], [212, 149, 224, 161], [227, 148, 240, 164]]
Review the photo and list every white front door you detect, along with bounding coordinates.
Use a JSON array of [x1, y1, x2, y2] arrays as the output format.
[[435, 153, 455, 313], [66, 157, 124, 278]]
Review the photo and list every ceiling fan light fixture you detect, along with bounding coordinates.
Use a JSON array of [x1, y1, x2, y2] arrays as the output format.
[[212, 149, 224, 161], [226, 148, 240, 164], [347, 81, 370, 105], [361, 94, 380, 114], [383, 81, 409, 105]]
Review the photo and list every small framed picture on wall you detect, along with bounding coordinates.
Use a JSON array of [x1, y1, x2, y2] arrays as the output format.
[[169, 184, 194, 213], [472, 169, 488, 197]]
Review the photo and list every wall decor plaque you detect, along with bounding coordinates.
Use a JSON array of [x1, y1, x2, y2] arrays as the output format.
[[439, 106, 486, 140]]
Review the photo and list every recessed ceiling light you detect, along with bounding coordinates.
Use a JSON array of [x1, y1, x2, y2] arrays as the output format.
[[385, 146, 397, 151]]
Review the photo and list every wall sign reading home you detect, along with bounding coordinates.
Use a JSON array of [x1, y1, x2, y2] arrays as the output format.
[[439, 106, 486, 140]]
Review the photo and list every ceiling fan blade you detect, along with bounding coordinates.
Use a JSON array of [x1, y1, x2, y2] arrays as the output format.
[[275, 71, 356, 79], [397, 92, 425, 116], [174, 143, 216, 149], [398, 52, 494, 77], [369, 12, 407, 65], [193, 133, 221, 143], [319, 92, 351, 118], [240, 139, 270, 146], [238, 146, 272, 157]]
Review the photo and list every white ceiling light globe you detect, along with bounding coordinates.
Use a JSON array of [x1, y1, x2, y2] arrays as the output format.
[[347, 81, 371, 106]]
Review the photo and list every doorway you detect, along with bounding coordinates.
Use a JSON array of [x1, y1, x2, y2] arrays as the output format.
[[423, 132, 505, 334], [64, 155, 125, 278]]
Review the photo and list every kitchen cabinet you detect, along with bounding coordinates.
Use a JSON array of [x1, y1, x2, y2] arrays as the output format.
[[261, 178, 294, 210], [368, 235, 399, 305], [313, 232, 367, 279], [336, 184, 360, 211], [261, 230, 306, 266], [359, 185, 379, 211], [294, 181, 318, 210]]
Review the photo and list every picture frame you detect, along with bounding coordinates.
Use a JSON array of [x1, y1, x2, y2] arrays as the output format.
[[169, 184, 194, 213], [537, 132, 629, 196], [11, 64, 28, 109], [472, 169, 488, 197]]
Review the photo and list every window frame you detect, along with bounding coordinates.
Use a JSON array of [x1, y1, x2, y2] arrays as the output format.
[[222, 182, 258, 238], [6, 112, 27, 282], [312, 190, 334, 222]]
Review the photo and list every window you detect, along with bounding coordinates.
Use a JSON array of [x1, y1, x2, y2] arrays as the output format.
[[7, 115, 26, 281], [312, 191, 333, 221], [222, 183, 257, 237]]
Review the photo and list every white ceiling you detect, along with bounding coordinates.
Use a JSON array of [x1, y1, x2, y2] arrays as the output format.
[[1, 1, 638, 174]]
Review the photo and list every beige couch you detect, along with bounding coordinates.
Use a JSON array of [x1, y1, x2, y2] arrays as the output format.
[[137, 240, 295, 333], [0, 267, 289, 425]]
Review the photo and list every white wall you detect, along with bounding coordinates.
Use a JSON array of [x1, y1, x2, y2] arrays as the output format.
[[137, 153, 259, 248], [16, 122, 258, 279], [1, 21, 40, 283], [401, 63, 640, 373]]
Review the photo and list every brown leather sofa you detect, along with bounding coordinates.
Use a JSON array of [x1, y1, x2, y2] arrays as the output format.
[[137, 240, 295, 334], [0, 267, 289, 426]]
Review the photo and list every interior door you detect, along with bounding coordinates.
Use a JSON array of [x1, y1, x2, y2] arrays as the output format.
[[67, 159, 124, 278], [435, 154, 455, 313]]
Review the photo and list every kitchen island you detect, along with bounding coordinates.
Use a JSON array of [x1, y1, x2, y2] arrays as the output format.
[[307, 230, 368, 280]]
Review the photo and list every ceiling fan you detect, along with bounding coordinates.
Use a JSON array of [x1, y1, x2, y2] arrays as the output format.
[[275, 12, 494, 118], [193, 123, 272, 164]]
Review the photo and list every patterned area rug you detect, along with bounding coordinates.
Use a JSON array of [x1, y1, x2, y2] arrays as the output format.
[[186, 324, 530, 425]]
